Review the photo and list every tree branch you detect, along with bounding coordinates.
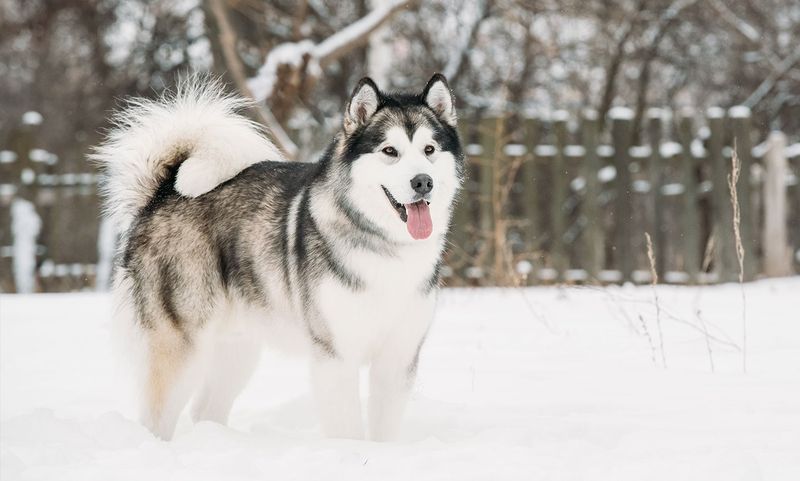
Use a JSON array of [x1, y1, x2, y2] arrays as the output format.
[[314, 0, 416, 68], [443, 0, 494, 86], [205, 0, 298, 158]]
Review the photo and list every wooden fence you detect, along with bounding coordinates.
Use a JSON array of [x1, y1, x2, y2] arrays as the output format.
[[446, 107, 799, 286], [1, 107, 798, 292], [0, 114, 105, 293]]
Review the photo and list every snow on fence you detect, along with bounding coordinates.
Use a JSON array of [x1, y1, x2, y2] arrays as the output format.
[[0, 108, 798, 292]]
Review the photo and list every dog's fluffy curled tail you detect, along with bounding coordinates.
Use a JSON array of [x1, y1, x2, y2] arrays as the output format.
[[92, 76, 282, 233]]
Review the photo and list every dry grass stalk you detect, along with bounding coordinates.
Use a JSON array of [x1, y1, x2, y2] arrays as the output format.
[[645, 232, 667, 368], [727, 143, 747, 373], [485, 115, 528, 287], [701, 233, 715, 275], [638, 314, 658, 366], [695, 309, 716, 372]]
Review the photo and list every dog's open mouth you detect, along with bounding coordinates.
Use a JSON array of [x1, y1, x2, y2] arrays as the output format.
[[382, 186, 433, 240]]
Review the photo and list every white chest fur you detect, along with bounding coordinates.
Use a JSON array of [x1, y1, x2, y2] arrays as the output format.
[[315, 242, 439, 363]]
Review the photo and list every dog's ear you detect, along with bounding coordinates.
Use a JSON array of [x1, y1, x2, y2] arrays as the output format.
[[422, 73, 457, 127], [344, 77, 380, 134]]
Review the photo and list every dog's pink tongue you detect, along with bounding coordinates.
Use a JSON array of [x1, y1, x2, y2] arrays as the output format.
[[405, 201, 433, 240]]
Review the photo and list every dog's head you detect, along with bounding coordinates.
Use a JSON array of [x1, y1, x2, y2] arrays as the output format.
[[336, 74, 464, 243]]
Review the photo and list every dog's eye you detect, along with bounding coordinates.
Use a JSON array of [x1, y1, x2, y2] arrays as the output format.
[[382, 146, 398, 157], [424, 145, 435, 155]]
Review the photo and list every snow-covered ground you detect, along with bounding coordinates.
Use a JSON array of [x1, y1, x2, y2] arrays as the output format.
[[2, 279, 799, 480]]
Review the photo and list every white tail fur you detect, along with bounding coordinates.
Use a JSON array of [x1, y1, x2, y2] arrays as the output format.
[[92, 76, 282, 233]]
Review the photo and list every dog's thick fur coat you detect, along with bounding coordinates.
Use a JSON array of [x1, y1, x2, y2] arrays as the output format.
[[94, 75, 464, 441]]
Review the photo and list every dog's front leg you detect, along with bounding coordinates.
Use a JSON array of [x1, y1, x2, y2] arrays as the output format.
[[310, 356, 364, 439], [367, 338, 423, 442]]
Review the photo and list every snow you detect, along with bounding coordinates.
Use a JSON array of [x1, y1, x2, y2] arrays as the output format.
[[660, 182, 686, 196], [608, 106, 634, 120], [503, 144, 527, 157], [10, 199, 41, 294], [536, 268, 558, 281], [20, 168, 35, 185], [582, 108, 598, 121], [552, 109, 570, 122], [659, 141, 682, 157], [564, 145, 586, 157], [598, 270, 623, 282], [563, 269, 588, 282], [706, 106, 726, 119], [598, 165, 617, 183], [663, 271, 691, 284], [0, 150, 17, 164], [465, 144, 483, 156], [723, 146, 733, 159], [786, 143, 800, 158], [2, 279, 800, 480], [248, 41, 315, 102], [314, 0, 406, 63], [21, 111, 43, 126], [632, 179, 651, 193], [28, 149, 56, 164], [249, 0, 406, 102], [691, 139, 707, 157], [570, 176, 586, 192], [443, 0, 486, 80], [366, 0, 394, 86], [60, 173, 78, 186], [729, 105, 752, 119], [596, 145, 614, 157], [0, 184, 16, 198], [534, 145, 557, 157], [629, 145, 652, 158], [515, 260, 533, 275], [464, 266, 484, 279], [39, 260, 55, 278]]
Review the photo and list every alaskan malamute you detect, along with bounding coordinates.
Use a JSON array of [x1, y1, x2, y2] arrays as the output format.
[[93, 74, 464, 441]]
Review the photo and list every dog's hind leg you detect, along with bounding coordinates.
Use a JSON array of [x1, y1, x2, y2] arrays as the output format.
[[140, 324, 200, 440], [191, 333, 261, 425]]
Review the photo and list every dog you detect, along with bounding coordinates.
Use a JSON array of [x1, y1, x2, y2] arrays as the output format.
[[93, 73, 464, 441]]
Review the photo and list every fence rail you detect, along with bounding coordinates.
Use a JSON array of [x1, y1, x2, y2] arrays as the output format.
[[1, 107, 799, 292]]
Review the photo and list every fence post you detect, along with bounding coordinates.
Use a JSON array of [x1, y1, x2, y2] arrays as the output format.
[[728, 106, 757, 280], [762, 131, 793, 277], [581, 109, 603, 281], [610, 108, 635, 282], [478, 116, 499, 282], [791, 152, 800, 273], [522, 116, 540, 285], [550, 112, 569, 280], [448, 124, 473, 284], [647, 108, 666, 277], [677, 111, 700, 283], [8, 112, 43, 293], [707, 107, 737, 282]]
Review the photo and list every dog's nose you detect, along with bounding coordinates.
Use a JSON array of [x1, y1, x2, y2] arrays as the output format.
[[410, 174, 433, 195]]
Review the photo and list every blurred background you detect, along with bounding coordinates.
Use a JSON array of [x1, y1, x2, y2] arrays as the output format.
[[0, 0, 798, 292]]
